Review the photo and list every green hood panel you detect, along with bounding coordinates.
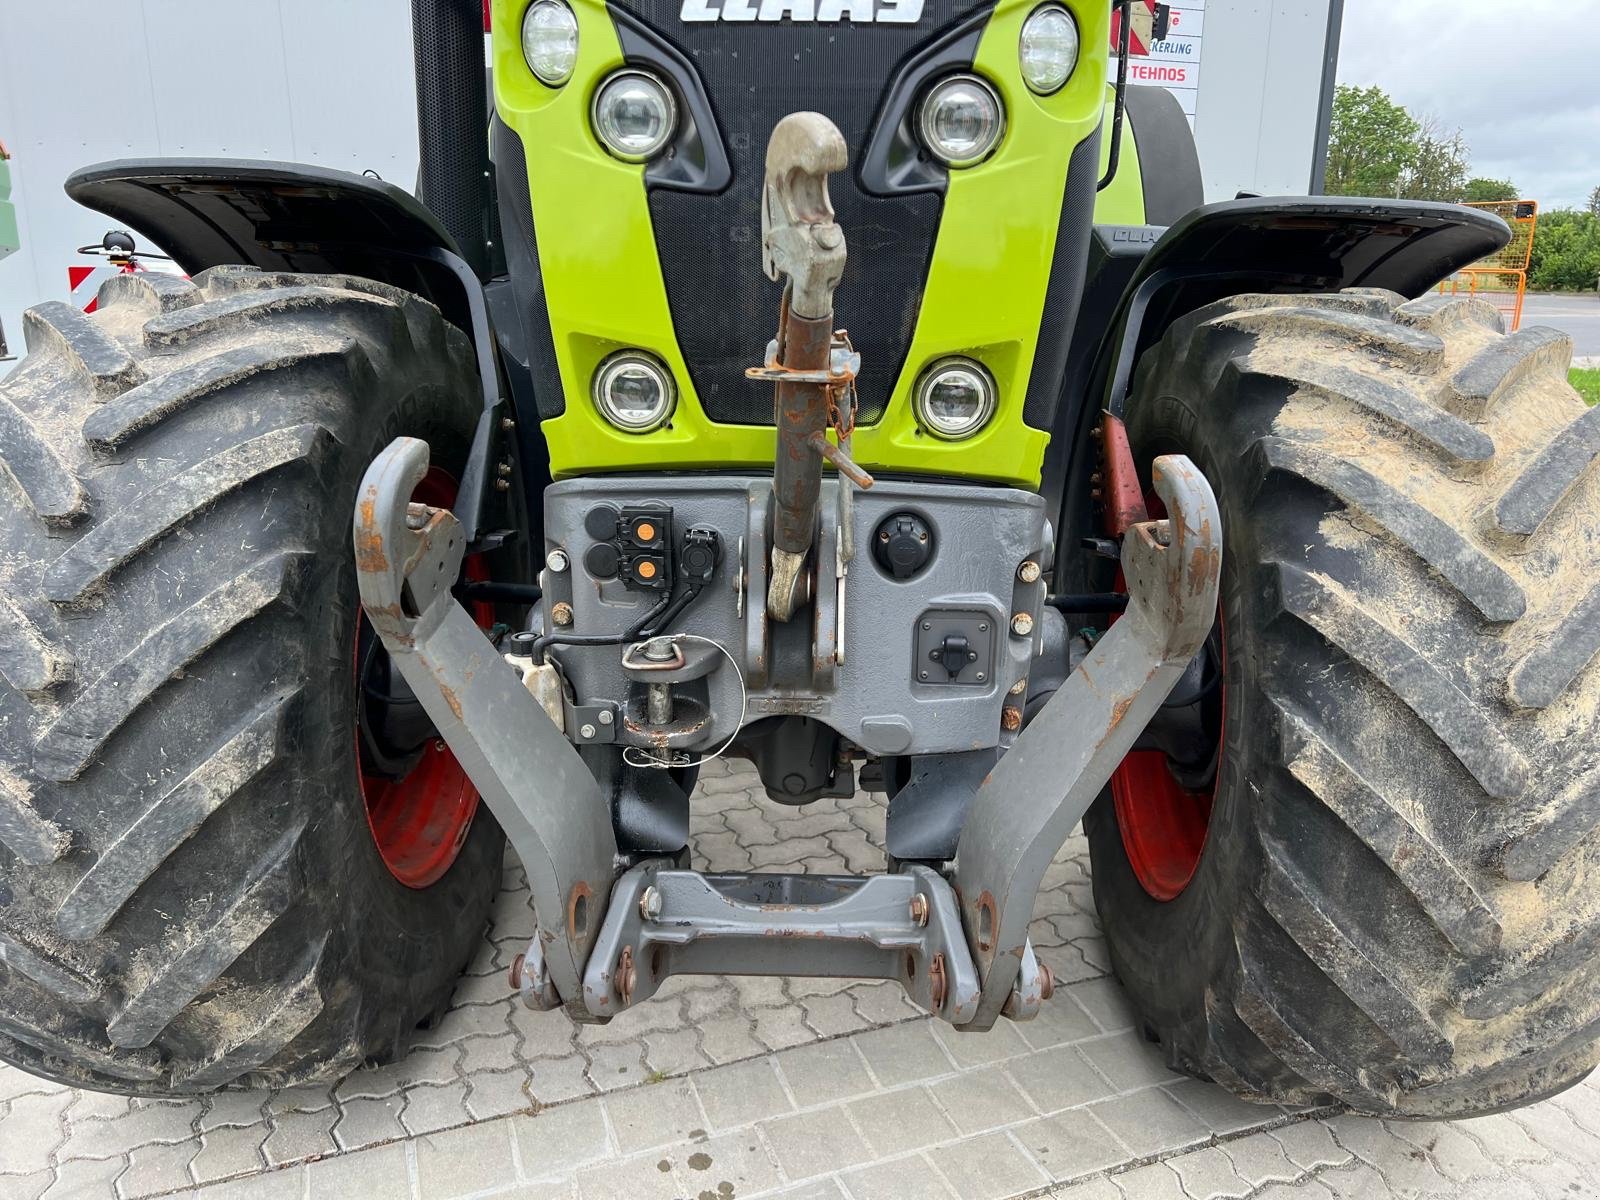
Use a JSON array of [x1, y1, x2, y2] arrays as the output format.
[[493, 0, 1112, 489]]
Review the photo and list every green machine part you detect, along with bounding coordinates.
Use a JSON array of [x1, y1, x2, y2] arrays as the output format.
[[0, 151, 18, 260], [493, 0, 1145, 489]]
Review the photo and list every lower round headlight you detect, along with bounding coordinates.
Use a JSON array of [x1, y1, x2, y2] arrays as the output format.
[[521, 0, 578, 87], [913, 358, 997, 439], [593, 352, 676, 432], [919, 74, 1004, 168], [592, 70, 677, 162], [1019, 4, 1080, 95]]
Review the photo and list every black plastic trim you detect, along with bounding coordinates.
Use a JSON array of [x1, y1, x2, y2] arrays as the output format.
[[1021, 126, 1102, 431], [1122, 84, 1202, 226], [612, 8, 733, 195], [858, 7, 992, 197], [490, 118, 567, 421]]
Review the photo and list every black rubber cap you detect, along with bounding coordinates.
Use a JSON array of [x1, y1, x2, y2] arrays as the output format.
[[584, 542, 621, 578], [873, 512, 934, 580], [584, 505, 620, 540]]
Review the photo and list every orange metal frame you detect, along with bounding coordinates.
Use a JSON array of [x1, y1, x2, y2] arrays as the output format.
[[1439, 200, 1539, 330]]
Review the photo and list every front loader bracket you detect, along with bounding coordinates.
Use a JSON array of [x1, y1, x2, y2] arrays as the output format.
[[354, 437, 619, 1020]]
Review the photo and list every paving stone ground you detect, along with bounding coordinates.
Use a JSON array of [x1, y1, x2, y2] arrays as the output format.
[[2, 759, 1597, 1200]]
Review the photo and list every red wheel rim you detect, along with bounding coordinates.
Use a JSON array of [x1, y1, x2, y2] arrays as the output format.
[[1109, 488, 1224, 902], [355, 467, 493, 889]]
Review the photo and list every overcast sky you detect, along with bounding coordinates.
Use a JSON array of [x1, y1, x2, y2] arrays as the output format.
[[1335, 0, 1599, 210]]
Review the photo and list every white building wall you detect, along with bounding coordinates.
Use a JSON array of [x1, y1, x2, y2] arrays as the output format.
[[0, 0, 420, 372], [1189, 0, 1338, 200]]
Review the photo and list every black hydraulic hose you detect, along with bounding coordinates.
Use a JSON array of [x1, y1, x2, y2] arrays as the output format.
[[456, 580, 543, 604], [531, 591, 673, 662], [1098, 0, 1133, 192]]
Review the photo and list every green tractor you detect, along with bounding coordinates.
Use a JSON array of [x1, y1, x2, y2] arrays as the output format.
[[1, 0, 1595, 1123]]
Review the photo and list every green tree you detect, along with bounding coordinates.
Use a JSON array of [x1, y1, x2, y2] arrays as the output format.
[[1400, 119, 1470, 202], [1326, 84, 1419, 196], [1589, 185, 1600, 218], [1526, 210, 1600, 292], [1464, 177, 1520, 203]]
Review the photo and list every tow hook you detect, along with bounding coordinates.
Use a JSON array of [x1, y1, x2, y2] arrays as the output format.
[[750, 111, 873, 622]]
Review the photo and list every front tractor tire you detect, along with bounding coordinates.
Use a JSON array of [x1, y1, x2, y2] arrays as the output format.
[[0, 268, 504, 1094], [1088, 289, 1600, 1117]]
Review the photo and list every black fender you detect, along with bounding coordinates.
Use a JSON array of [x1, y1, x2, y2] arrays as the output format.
[[1094, 195, 1510, 419], [1045, 195, 1510, 593], [66, 158, 523, 548]]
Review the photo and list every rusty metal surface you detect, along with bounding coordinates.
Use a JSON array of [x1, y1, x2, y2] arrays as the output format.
[[353, 437, 619, 1019], [952, 454, 1222, 1031], [757, 112, 857, 623]]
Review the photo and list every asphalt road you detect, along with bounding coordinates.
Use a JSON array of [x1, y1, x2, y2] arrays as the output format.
[[1523, 291, 1600, 358]]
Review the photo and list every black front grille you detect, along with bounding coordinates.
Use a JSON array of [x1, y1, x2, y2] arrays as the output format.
[[608, 1, 991, 425]]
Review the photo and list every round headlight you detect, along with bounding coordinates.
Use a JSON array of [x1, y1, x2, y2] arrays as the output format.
[[521, 0, 578, 87], [1019, 4, 1080, 95], [592, 71, 677, 162], [919, 74, 1005, 168], [913, 358, 997, 439], [593, 352, 676, 432]]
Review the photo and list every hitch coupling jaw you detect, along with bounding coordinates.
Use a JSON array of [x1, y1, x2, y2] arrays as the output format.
[[754, 112, 872, 622]]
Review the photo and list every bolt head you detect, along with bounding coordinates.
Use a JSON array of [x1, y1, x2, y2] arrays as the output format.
[[1009, 677, 1028, 695], [1017, 560, 1041, 584], [500, 416, 516, 432], [598, 709, 614, 725], [640, 886, 664, 920], [494, 478, 511, 491], [1010, 612, 1035, 637], [551, 601, 574, 627], [908, 894, 929, 927], [579, 723, 597, 739], [546, 548, 570, 573], [1001, 706, 1023, 731]]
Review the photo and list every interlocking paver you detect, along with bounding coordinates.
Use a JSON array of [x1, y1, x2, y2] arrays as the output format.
[[1089, 1089, 1208, 1159], [3, 763, 1597, 1200], [775, 1038, 877, 1108], [511, 1100, 611, 1179], [1110, 1161, 1190, 1200], [1076, 1032, 1182, 1093], [692, 1057, 794, 1131], [261, 1105, 338, 1167], [760, 1105, 872, 1180], [847, 1086, 957, 1156], [306, 1141, 409, 1199], [1007, 1044, 1116, 1114], [927, 1130, 1051, 1200], [841, 1153, 958, 1200], [189, 1124, 268, 1186], [400, 1079, 472, 1136], [414, 1119, 518, 1199], [118, 1139, 196, 1199], [1013, 1108, 1126, 1183], [676, 1129, 783, 1196], [463, 1070, 533, 1122], [604, 1078, 704, 1154], [851, 1021, 956, 1089], [0, 1090, 72, 1174], [38, 1158, 124, 1200]]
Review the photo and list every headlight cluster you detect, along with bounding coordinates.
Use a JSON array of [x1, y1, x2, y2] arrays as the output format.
[[917, 3, 1081, 167], [913, 358, 997, 440], [518, 1, 680, 164], [593, 352, 676, 433]]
